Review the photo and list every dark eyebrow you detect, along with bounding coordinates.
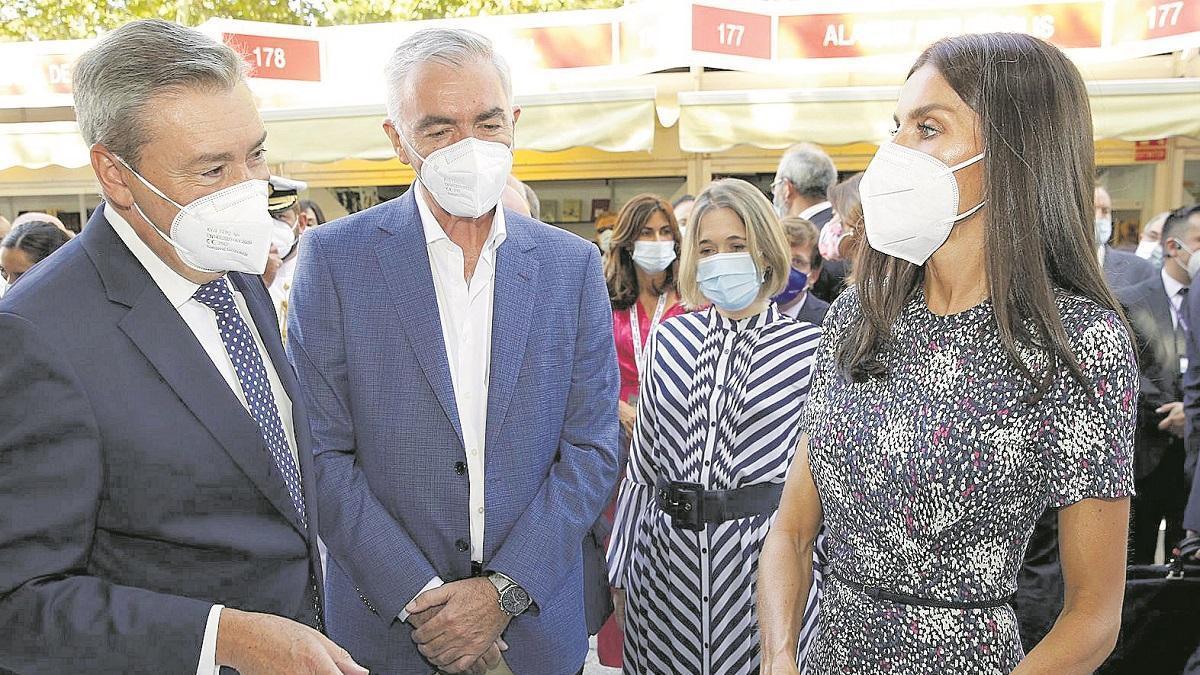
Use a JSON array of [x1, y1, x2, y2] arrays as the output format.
[[415, 115, 458, 132], [894, 103, 956, 126], [189, 131, 268, 167], [474, 107, 505, 124]]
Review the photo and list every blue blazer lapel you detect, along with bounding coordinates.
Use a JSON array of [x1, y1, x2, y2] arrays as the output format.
[[375, 190, 465, 446], [230, 272, 316, 539], [485, 216, 539, 450]]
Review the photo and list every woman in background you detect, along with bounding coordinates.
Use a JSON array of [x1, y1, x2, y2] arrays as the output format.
[[825, 173, 863, 265], [596, 194, 688, 667], [0, 219, 72, 286], [299, 199, 325, 228], [609, 179, 822, 674]]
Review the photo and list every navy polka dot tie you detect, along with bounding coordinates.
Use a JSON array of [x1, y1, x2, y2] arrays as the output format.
[[193, 279, 307, 528]]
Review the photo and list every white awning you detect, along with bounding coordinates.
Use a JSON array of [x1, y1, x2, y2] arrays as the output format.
[[0, 87, 658, 171], [678, 78, 1200, 153]]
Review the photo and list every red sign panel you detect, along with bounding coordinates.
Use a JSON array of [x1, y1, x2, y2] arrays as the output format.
[[1114, 0, 1200, 43], [778, 2, 1103, 59], [692, 5, 772, 59], [516, 24, 613, 68], [223, 33, 321, 82], [41, 55, 74, 94], [1135, 139, 1169, 162]]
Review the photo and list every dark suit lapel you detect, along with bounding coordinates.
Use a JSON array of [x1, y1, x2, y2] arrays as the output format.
[[82, 208, 307, 538], [375, 190, 465, 446], [485, 218, 539, 450], [117, 281, 308, 538], [1147, 275, 1178, 371]]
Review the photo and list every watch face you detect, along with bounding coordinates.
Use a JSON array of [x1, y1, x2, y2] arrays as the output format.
[[501, 586, 532, 615]]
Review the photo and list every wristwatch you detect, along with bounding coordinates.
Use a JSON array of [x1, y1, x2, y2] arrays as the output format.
[[488, 572, 532, 617]]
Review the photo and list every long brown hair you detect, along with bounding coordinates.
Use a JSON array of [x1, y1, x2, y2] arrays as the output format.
[[829, 172, 864, 265], [839, 32, 1126, 404], [606, 194, 680, 311]]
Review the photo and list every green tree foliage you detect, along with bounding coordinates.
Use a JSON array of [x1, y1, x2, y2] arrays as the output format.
[[0, 0, 623, 42]]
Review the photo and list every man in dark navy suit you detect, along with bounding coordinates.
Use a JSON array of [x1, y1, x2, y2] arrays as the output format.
[[1170, 206, 1200, 536], [0, 20, 362, 675], [1118, 204, 1198, 563], [1096, 186, 1155, 291]]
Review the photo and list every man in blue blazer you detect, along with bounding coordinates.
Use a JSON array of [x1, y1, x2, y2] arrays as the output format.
[[0, 20, 362, 674], [287, 27, 620, 675]]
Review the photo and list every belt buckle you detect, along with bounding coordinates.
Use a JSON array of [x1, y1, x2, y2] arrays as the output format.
[[665, 481, 705, 531]]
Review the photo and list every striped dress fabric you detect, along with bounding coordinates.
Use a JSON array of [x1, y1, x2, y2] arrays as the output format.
[[608, 304, 824, 674]]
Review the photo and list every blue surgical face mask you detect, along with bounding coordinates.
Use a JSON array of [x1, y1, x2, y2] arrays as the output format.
[[772, 268, 809, 305], [697, 252, 763, 312]]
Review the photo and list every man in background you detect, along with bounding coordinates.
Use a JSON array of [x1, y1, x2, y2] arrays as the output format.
[[1119, 204, 1198, 563], [1136, 211, 1170, 266], [672, 194, 695, 234], [265, 175, 310, 334], [1097, 185, 1155, 290], [772, 142, 845, 302]]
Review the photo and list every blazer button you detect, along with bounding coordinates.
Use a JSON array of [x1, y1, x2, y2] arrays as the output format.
[[455, 539, 469, 553], [454, 461, 467, 476]]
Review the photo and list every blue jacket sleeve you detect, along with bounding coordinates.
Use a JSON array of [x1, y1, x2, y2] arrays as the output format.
[[0, 312, 212, 673], [487, 245, 621, 608], [286, 234, 440, 622]]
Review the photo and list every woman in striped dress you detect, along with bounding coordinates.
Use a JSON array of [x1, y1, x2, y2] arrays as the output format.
[[607, 178, 823, 674]]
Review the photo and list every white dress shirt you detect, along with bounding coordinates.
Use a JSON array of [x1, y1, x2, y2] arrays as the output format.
[[400, 186, 506, 620], [799, 201, 832, 222], [106, 207, 301, 675]]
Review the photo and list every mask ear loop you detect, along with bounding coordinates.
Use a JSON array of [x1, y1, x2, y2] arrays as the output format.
[[114, 156, 186, 210], [946, 151, 987, 173], [945, 150, 988, 223], [113, 155, 223, 274]]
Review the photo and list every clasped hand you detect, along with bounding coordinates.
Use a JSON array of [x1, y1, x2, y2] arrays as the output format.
[[407, 578, 512, 674]]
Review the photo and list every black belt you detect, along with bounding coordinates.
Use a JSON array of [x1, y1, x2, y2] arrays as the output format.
[[828, 570, 1014, 610], [655, 478, 784, 531]]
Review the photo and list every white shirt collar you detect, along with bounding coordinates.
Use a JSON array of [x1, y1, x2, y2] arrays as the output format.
[[104, 205, 201, 310], [414, 183, 508, 253], [799, 201, 832, 221], [1163, 266, 1188, 300]]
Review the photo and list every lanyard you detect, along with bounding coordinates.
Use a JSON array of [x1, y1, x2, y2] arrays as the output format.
[[630, 294, 668, 380]]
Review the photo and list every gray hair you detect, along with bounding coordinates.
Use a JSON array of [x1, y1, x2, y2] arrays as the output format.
[[384, 28, 513, 125], [73, 19, 247, 169], [776, 142, 837, 200]]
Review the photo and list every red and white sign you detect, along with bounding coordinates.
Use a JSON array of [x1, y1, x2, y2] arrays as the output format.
[[1114, 0, 1200, 43], [777, 2, 1105, 59], [692, 5, 772, 60], [222, 33, 321, 82], [1135, 139, 1169, 161]]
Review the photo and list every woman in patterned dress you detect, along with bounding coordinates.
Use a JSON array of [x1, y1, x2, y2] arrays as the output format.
[[758, 33, 1136, 674], [607, 179, 823, 674]]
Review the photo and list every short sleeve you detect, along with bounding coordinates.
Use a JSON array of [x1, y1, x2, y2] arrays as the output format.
[[1044, 309, 1138, 509]]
